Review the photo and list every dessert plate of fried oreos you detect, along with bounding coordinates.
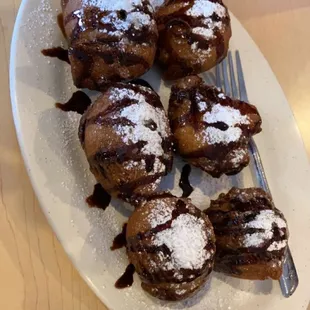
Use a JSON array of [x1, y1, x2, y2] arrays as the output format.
[[10, 0, 310, 309]]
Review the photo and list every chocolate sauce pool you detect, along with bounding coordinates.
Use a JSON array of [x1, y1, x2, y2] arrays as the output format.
[[179, 164, 193, 198], [115, 264, 135, 289], [41, 47, 69, 64], [86, 183, 111, 210], [111, 223, 127, 250], [56, 91, 91, 115]]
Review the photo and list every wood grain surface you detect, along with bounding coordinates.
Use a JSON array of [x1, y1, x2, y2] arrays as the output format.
[[1, 0, 309, 309]]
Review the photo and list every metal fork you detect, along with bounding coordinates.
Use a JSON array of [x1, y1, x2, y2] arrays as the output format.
[[215, 51, 299, 298]]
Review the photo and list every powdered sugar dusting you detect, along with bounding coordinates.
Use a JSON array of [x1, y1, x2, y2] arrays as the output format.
[[175, 289, 187, 296], [185, 0, 228, 50], [204, 126, 243, 145], [245, 210, 287, 230], [243, 231, 273, 248], [126, 157, 165, 174], [100, 11, 152, 36], [148, 200, 173, 228], [149, 178, 161, 191], [153, 214, 208, 270], [243, 210, 287, 249], [231, 148, 247, 167], [267, 240, 287, 251], [191, 43, 212, 57], [204, 104, 249, 126], [78, 0, 153, 37], [198, 101, 208, 112], [83, 0, 142, 11], [202, 104, 250, 145], [153, 157, 166, 174], [186, 0, 226, 18], [192, 27, 215, 40], [110, 87, 168, 157], [124, 159, 146, 170]]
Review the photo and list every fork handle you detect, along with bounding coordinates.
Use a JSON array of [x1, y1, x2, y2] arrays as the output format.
[[249, 138, 299, 297]]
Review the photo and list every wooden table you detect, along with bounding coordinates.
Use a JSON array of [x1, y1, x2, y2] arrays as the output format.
[[1, 0, 309, 309]]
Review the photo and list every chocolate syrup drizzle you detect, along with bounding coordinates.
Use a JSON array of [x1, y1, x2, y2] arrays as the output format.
[[179, 164, 193, 198], [56, 91, 92, 114], [127, 200, 193, 250], [79, 84, 173, 203], [62, 3, 158, 89], [126, 199, 215, 282], [206, 189, 288, 275], [157, 0, 230, 78], [111, 223, 127, 250], [57, 13, 67, 39], [115, 264, 136, 289], [86, 183, 111, 210], [169, 81, 261, 162], [41, 47, 70, 64]]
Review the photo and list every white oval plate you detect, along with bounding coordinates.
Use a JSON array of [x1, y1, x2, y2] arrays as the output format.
[[10, 0, 310, 309]]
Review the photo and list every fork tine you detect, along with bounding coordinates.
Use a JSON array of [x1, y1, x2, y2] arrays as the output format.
[[208, 72, 217, 86], [215, 64, 222, 89], [236, 50, 249, 102], [222, 57, 231, 96], [228, 51, 238, 99], [204, 72, 213, 86]]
